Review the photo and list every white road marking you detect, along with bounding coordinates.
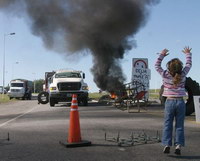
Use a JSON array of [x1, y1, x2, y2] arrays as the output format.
[[0, 107, 36, 128]]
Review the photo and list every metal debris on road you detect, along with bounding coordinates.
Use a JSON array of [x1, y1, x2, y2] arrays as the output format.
[[105, 130, 161, 147]]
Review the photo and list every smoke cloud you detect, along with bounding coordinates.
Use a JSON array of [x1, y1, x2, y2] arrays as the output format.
[[0, 0, 159, 92]]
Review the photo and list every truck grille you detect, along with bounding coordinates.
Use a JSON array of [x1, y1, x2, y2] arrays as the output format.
[[11, 89, 20, 92], [57, 82, 81, 91]]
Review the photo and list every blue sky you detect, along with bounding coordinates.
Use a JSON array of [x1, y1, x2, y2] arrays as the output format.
[[0, 0, 200, 92]]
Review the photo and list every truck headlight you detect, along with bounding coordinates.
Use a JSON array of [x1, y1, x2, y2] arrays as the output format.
[[82, 86, 89, 90], [50, 87, 57, 91]]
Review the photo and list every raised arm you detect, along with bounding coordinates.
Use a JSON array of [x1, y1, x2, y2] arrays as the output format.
[[182, 46, 192, 75], [155, 49, 169, 76]]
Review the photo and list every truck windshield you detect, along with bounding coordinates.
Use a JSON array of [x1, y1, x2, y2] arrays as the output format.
[[11, 83, 24, 87], [55, 72, 81, 78]]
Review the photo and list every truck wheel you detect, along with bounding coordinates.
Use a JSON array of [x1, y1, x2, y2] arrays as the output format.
[[28, 93, 32, 100], [50, 97, 55, 107], [159, 77, 200, 116], [38, 92, 49, 104], [83, 98, 88, 106]]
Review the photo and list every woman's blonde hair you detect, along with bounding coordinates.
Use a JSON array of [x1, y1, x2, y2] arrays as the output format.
[[167, 58, 183, 86]]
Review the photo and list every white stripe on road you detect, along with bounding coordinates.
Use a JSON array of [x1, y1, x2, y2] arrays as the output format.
[[0, 107, 36, 128]]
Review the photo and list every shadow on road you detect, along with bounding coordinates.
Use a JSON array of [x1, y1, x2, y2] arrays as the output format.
[[168, 155, 200, 160]]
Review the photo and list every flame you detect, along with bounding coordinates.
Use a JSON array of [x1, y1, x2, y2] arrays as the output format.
[[110, 92, 117, 99]]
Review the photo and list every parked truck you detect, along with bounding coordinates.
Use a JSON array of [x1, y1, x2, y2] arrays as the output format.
[[8, 79, 33, 100], [38, 69, 89, 107]]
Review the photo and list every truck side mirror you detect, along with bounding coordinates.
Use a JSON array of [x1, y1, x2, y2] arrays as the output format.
[[83, 73, 85, 79]]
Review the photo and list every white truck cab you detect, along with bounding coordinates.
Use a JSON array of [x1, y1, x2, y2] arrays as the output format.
[[48, 69, 89, 106]]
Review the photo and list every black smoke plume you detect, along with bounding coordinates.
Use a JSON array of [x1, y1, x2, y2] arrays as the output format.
[[0, 0, 159, 92]]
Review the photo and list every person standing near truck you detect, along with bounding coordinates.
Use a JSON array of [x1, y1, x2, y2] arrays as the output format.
[[155, 46, 192, 155]]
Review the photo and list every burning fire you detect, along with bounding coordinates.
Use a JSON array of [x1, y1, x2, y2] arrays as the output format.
[[110, 91, 128, 100], [110, 92, 117, 99]]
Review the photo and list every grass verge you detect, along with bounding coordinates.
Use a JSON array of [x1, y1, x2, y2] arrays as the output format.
[[0, 94, 11, 103]]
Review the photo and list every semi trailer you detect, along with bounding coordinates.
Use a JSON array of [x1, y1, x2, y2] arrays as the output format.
[[8, 79, 33, 100]]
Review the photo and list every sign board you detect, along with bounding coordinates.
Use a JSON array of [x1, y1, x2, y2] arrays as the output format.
[[132, 58, 148, 69], [132, 68, 151, 88], [193, 96, 200, 123], [132, 58, 151, 100]]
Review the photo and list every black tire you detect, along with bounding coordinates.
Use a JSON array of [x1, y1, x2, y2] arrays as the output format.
[[83, 98, 88, 106], [38, 92, 49, 104], [23, 93, 28, 100], [28, 93, 32, 100], [159, 77, 200, 116], [49, 97, 55, 107]]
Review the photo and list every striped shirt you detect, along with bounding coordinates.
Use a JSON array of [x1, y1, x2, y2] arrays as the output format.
[[155, 52, 192, 97]]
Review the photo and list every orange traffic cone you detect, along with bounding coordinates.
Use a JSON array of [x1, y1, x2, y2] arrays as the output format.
[[68, 94, 81, 143], [60, 94, 91, 148]]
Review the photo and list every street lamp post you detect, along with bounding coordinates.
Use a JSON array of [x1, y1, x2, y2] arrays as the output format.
[[32, 73, 36, 93], [2, 33, 15, 97], [34, 81, 36, 93]]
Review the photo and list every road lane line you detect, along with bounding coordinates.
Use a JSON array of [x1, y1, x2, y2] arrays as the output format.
[[0, 106, 36, 128]]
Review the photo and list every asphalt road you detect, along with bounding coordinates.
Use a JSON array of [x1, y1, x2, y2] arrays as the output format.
[[0, 99, 200, 161]]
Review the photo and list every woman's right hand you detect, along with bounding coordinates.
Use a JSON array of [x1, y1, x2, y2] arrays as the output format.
[[182, 46, 192, 54], [160, 48, 169, 56]]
